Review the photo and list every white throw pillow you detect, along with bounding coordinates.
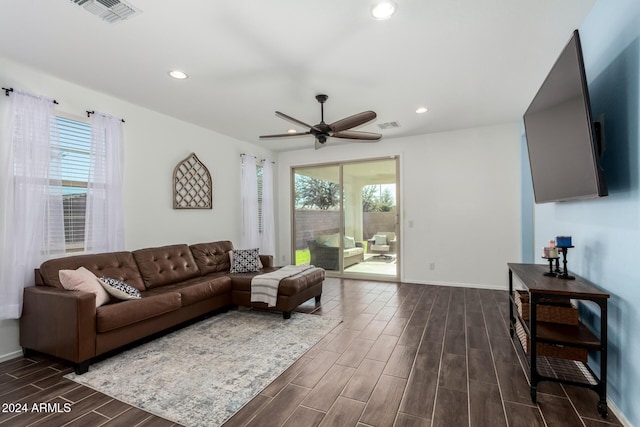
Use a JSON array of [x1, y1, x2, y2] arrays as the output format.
[[315, 234, 329, 245], [59, 266, 111, 307], [344, 236, 356, 249], [325, 233, 340, 247], [374, 234, 388, 245]]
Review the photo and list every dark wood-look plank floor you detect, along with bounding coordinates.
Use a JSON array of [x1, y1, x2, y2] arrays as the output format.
[[0, 278, 623, 427]]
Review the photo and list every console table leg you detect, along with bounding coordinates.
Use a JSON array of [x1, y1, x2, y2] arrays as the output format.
[[598, 400, 608, 418], [530, 385, 537, 403], [508, 269, 514, 338]]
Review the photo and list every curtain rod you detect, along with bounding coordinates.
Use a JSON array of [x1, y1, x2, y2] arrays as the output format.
[[87, 110, 125, 123], [3, 87, 59, 104], [240, 153, 275, 164]]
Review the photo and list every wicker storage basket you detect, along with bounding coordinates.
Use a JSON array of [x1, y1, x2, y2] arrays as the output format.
[[515, 318, 587, 362], [514, 290, 578, 325]]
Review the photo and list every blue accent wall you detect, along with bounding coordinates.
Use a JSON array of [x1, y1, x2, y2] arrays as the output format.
[[532, 1, 640, 424]]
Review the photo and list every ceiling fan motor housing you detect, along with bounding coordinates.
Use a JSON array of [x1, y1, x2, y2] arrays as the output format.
[[310, 122, 332, 142]]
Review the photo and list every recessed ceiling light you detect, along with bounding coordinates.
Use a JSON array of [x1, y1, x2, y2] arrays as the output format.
[[168, 70, 188, 80], [287, 129, 297, 134], [416, 106, 428, 114], [372, 1, 397, 20]]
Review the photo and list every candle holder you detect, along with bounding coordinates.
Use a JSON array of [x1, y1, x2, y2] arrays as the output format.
[[556, 246, 575, 280], [542, 256, 559, 277]]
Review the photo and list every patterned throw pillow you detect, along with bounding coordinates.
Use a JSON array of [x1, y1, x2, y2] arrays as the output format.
[[230, 248, 261, 273], [99, 277, 142, 300]]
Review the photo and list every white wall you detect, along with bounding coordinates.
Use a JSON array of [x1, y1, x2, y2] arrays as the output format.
[[277, 123, 522, 289], [0, 57, 521, 361], [0, 57, 275, 360]]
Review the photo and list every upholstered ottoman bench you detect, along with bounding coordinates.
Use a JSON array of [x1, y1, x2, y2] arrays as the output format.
[[229, 266, 325, 319]]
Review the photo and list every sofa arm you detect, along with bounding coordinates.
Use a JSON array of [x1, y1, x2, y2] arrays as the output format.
[[307, 242, 339, 271], [260, 254, 274, 268], [20, 286, 96, 364]]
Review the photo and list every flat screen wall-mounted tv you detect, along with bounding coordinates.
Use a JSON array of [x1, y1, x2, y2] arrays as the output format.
[[523, 29, 607, 204]]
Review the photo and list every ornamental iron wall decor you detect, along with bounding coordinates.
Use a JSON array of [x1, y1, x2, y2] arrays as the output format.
[[173, 153, 212, 209]]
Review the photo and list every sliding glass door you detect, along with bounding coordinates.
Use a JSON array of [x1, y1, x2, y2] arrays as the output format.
[[293, 165, 341, 271], [292, 157, 399, 280]]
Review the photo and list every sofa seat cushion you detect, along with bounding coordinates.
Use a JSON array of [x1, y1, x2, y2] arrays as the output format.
[[143, 275, 232, 306], [96, 292, 182, 333], [39, 251, 146, 291], [231, 267, 324, 297], [189, 241, 234, 275], [344, 247, 364, 257], [133, 244, 200, 289]]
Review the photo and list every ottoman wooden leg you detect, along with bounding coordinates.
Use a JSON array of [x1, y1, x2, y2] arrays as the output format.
[[283, 311, 292, 320], [315, 294, 321, 304]]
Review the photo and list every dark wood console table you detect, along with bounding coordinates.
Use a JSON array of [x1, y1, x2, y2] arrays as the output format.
[[507, 263, 609, 418]]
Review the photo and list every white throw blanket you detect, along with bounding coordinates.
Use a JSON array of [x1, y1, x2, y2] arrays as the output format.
[[251, 265, 314, 307]]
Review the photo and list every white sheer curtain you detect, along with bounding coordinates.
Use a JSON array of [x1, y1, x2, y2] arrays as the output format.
[[260, 159, 276, 256], [0, 90, 65, 319], [84, 112, 125, 253], [240, 154, 260, 248]]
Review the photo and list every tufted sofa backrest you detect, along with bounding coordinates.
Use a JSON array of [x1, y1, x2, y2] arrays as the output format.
[[132, 244, 200, 289], [189, 240, 234, 275], [38, 252, 146, 291]]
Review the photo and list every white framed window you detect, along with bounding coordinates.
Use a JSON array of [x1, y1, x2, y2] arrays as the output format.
[[51, 114, 91, 252]]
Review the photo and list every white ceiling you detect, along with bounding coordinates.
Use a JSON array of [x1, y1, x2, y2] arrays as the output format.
[[0, 0, 595, 152]]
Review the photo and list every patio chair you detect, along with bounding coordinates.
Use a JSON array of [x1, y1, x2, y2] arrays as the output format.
[[367, 231, 396, 259]]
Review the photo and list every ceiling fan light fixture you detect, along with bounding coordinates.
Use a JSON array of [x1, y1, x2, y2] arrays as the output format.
[[168, 70, 188, 80], [372, 1, 397, 20], [416, 106, 428, 114]]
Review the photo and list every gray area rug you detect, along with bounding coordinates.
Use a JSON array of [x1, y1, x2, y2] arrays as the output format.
[[364, 255, 396, 263], [65, 309, 341, 427]]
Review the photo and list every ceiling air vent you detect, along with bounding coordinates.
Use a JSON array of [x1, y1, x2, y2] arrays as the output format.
[[377, 121, 400, 130], [71, 0, 141, 24]]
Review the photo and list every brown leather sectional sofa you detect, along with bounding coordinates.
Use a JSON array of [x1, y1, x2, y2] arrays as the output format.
[[19, 241, 324, 374]]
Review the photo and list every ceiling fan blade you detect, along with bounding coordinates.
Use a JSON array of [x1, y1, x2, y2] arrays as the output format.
[[259, 131, 311, 139], [329, 111, 377, 133], [275, 111, 322, 132], [332, 130, 382, 141]]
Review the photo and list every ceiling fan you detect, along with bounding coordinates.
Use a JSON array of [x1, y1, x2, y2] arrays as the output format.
[[259, 94, 382, 149]]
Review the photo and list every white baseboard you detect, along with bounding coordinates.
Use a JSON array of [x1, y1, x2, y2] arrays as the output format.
[[0, 349, 22, 363], [607, 397, 632, 427], [402, 279, 507, 291]]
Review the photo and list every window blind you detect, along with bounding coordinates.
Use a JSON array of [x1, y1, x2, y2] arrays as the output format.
[[51, 116, 91, 251], [257, 164, 263, 233]]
